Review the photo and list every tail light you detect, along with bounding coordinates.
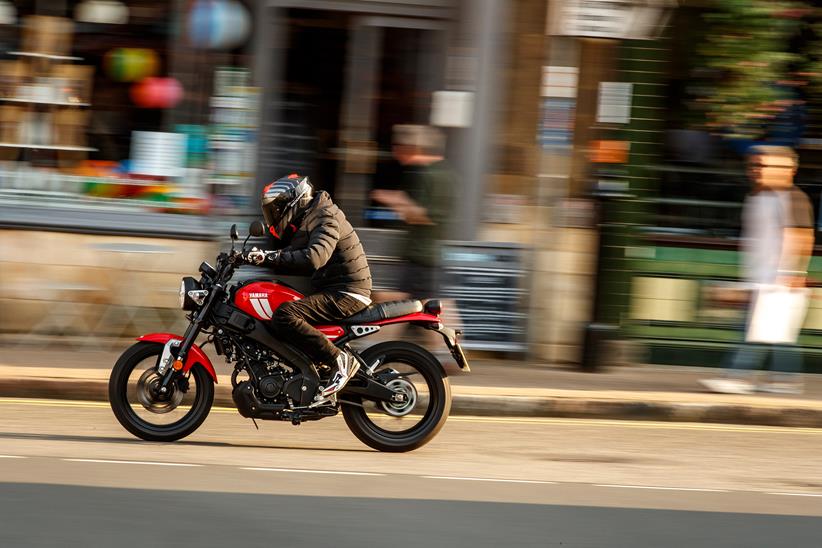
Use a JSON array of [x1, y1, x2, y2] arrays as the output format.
[[424, 299, 442, 316]]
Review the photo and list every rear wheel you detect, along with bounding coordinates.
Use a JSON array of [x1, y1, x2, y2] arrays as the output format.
[[341, 341, 450, 452], [109, 341, 214, 442]]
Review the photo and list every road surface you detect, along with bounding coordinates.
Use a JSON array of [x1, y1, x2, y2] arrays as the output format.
[[1, 398, 821, 547]]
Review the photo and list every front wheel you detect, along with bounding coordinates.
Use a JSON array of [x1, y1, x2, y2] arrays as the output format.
[[109, 341, 214, 442], [342, 341, 451, 452]]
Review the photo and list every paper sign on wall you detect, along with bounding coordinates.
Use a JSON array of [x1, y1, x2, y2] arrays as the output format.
[[597, 82, 632, 124]]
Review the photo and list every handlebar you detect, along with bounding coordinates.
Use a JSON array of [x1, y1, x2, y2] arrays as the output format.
[[214, 229, 264, 284], [214, 249, 248, 284]]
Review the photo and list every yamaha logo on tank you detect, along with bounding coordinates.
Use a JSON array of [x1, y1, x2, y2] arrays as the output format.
[[247, 292, 273, 319]]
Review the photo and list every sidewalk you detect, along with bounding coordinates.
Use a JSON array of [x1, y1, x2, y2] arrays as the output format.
[[2, 343, 822, 427]]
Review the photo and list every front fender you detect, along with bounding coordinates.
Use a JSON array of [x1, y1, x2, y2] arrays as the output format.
[[136, 333, 218, 383]]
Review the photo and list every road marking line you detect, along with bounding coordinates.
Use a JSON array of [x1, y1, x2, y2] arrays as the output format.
[[0, 455, 26, 459], [422, 476, 556, 485], [3, 398, 822, 435], [0, 398, 110, 407], [63, 458, 201, 467], [448, 415, 822, 435], [594, 484, 728, 493], [0, 398, 237, 413], [241, 467, 384, 476], [768, 492, 822, 498]]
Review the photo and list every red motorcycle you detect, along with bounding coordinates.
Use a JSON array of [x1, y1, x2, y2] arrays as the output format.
[[109, 221, 469, 452]]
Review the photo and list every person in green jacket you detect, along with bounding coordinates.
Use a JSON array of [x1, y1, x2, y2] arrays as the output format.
[[372, 124, 454, 301]]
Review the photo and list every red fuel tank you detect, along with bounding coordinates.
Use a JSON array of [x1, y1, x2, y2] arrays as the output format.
[[234, 281, 303, 321]]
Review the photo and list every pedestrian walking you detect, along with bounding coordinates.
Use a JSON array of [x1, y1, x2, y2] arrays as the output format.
[[371, 124, 455, 302], [700, 146, 815, 394], [371, 125, 462, 355]]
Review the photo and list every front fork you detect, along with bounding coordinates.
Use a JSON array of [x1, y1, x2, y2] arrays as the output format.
[[158, 285, 220, 389], [157, 326, 199, 393]]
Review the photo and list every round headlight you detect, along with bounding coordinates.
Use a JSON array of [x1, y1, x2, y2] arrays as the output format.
[[180, 277, 202, 311]]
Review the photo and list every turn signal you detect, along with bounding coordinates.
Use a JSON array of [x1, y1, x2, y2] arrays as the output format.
[[172, 359, 184, 371]]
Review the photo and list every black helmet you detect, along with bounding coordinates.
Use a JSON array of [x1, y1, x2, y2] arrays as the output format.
[[261, 174, 313, 238]]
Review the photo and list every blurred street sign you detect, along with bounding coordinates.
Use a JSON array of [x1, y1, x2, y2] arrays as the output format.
[[548, 0, 676, 40]]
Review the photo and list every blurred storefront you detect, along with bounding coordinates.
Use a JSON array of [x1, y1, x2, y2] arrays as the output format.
[[0, 2, 258, 236], [0, 1, 256, 338], [0, 0, 674, 363], [250, 1, 505, 234], [249, 1, 531, 352], [1, 0, 535, 350], [620, 2, 822, 372], [550, 0, 822, 371]]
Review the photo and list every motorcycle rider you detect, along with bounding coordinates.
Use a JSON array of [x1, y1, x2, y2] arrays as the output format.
[[246, 174, 372, 399]]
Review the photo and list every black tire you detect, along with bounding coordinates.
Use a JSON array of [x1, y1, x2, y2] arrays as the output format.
[[109, 341, 214, 442], [342, 341, 451, 452]]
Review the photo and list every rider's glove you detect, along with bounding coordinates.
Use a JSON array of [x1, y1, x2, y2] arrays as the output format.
[[246, 247, 280, 266]]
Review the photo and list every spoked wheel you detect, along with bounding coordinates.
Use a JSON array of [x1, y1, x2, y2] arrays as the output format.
[[109, 341, 214, 442], [341, 341, 451, 452]]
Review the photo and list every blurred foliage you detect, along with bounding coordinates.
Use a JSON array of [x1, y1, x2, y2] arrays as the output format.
[[698, 0, 807, 139], [806, 22, 822, 91]]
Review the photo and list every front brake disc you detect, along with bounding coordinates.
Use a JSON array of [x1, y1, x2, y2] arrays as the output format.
[[136, 369, 184, 414]]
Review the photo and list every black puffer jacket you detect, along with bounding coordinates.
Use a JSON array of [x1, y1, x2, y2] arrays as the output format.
[[269, 191, 371, 296]]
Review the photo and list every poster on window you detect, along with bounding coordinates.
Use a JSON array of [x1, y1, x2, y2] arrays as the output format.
[[539, 98, 575, 150], [130, 131, 188, 178]]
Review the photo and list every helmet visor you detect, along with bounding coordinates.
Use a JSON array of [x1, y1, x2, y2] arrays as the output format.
[[262, 196, 288, 228]]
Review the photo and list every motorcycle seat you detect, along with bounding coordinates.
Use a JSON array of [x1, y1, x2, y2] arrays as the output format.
[[341, 299, 423, 324]]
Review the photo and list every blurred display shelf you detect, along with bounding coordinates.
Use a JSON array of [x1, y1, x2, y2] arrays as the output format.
[[0, 143, 96, 151], [207, 177, 249, 186], [0, 97, 90, 107], [0, 201, 216, 239], [8, 51, 83, 61]]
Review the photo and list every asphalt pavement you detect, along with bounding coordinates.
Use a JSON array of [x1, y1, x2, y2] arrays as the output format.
[[1, 398, 821, 547], [4, 483, 821, 548]]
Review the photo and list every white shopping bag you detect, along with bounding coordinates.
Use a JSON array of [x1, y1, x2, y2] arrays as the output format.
[[746, 285, 810, 344]]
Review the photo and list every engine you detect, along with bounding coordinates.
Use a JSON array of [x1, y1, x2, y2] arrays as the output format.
[[258, 372, 286, 399], [229, 341, 292, 402], [226, 339, 320, 414]]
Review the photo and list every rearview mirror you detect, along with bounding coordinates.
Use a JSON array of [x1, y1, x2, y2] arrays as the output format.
[[249, 220, 266, 238], [230, 224, 239, 241]]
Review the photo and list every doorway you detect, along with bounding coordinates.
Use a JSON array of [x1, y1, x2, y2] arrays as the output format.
[[337, 17, 447, 225], [263, 9, 447, 224], [271, 9, 350, 196]]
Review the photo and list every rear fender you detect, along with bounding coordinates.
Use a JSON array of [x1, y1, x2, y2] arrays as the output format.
[[370, 313, 471, 371], [136, 333, 218, 383]]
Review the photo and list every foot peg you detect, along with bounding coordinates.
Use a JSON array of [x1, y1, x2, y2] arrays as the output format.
[[311, 393, 337, 407]]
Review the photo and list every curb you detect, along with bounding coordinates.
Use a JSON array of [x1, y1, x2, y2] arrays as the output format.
[[451, 394, 822, 428], [3, 377, 822, 428]]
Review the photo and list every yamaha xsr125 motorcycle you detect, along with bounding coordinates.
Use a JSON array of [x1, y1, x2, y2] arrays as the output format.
[[109, 221, 469, 452]]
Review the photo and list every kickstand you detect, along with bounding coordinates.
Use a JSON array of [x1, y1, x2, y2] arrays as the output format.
[[251, 418, 259, 430]]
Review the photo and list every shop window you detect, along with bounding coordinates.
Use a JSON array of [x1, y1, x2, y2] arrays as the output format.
[[0, 3, 257, 232], [652, 5, 822, 241]]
